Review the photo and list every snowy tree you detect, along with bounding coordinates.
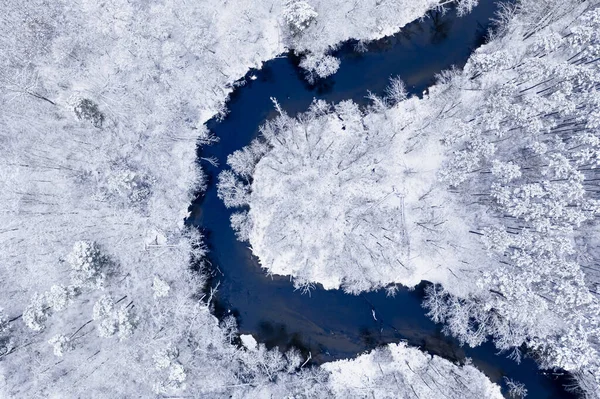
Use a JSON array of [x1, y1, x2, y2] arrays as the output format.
[[93, 295, 117, 338], [422, 284, 448, 323], [23, 293, 50, 332], [0, 310, 6, 336], [230, 211, 252, 241], [152, 343, 189, 394], [93, 295, 114, 321], [116, 305, 137, 340], [490, 160, 521, 183], [455, 0, 479, 17], [73, 98, 104, 128], [46, 285, 77, 311], [153, 344, 179, 370], [384, 76, 408, 105], [504, 377, 528, 398], [227, 139, 269, 179], [67, 241, 110, 290], [219, 315, 238, 345], [97, 317, 118, 339], [282, 1, 318, 35], [100, 165, 153, 210], [217, 170, 250, 208], [92, 295, 137, 340], [48, 334, 74, 357]]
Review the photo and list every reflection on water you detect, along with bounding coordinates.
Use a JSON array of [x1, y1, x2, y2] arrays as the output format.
[[187, 1, 578, 397]]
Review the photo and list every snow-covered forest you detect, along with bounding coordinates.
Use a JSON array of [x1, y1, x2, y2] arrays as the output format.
[[0, 0, 514, 397], [219, 0, 600, 397]]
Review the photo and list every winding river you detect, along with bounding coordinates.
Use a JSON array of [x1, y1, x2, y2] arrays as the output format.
[[188, 2, 577, 397]]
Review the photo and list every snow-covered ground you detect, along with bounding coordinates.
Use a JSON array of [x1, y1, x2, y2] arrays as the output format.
[[220, 0, 600, 396], [0, 0, 503, 397], [323, 343, 503, 399]]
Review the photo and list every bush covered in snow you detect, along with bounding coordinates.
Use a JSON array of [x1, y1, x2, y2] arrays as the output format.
[[299, 53, 341, 83]]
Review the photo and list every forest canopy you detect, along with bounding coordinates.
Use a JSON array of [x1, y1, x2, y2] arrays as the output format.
[[219, 0, 600, 397]]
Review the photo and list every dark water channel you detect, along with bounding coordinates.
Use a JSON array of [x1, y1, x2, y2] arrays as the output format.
[[188, 2, 576, 397]]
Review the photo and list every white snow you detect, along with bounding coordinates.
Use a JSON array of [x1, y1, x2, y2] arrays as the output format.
[[240, 334, 258, 351], [323, 342, 503, 399]]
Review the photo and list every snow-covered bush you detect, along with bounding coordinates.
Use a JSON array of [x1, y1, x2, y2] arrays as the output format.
[[299, 53, 340, 83]]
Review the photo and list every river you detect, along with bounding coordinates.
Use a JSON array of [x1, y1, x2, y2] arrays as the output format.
[[187, 1, 577, 397]]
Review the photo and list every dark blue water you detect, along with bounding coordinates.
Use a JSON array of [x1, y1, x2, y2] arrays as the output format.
[[187, 2, 577, 397]]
